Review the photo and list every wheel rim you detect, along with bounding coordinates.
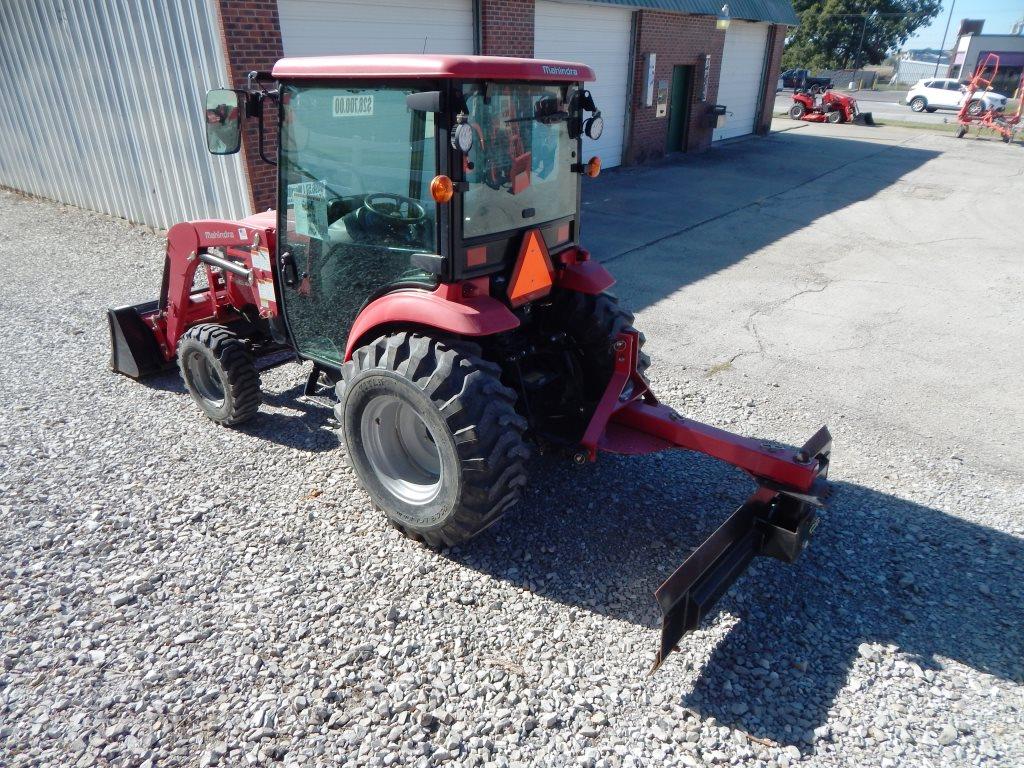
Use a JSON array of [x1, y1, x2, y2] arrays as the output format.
[[360, 395, 442, 508], [187, 352, 225, 406]]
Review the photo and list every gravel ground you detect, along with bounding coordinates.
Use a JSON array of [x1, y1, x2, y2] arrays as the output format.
[[1, 184, 1022, 768]]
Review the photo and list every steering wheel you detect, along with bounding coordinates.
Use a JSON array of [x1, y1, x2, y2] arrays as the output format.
[[361, 193, 426, 226]]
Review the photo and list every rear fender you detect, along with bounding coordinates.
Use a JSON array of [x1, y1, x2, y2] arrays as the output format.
[[344, 279, 520, 360], [553, 247, 616, 294]]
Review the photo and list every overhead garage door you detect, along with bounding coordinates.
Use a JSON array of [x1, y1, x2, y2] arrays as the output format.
[[714, 21, 770, 141], [535, 1, 633, 168], [278, 0, 473, 56]]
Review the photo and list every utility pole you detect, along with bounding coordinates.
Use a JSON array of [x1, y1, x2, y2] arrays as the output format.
[[853, 13, 870, 73], [934, 0, 957, 77]]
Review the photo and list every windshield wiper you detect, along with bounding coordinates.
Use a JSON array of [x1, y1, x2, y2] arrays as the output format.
[[505, 111, 570, 125]]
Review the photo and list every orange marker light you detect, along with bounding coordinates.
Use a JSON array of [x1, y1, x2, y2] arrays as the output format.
[[586, 156, 601, 178], [430, 175, 454, 203]]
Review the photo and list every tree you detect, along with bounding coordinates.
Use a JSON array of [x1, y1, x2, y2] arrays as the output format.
[[782, 0, 942, 70]]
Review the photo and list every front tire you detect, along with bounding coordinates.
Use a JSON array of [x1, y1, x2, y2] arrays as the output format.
[[788, 103, 806, 120], [826, 110, 843, 124], [177, 324, 261, 425], [909, 96, 926, 113], [337, 332, 529, 547]]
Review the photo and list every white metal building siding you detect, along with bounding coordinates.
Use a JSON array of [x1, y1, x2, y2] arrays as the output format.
[[0, 0, 250, 230], [534, 1, 633, 168], [713, 21, 770, 141], [277, 0, 474, 56]]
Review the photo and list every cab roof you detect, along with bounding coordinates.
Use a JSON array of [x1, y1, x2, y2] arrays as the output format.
[[271, 54, 595, 82]]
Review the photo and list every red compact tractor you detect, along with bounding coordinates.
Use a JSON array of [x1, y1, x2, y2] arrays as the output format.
[[955, 53, 1022, 143], [108, 55, 831, 669], [789, 89, 874, 125]]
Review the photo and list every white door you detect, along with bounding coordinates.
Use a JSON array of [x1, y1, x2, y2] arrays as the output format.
[[278, 0, 474, 56], [534, 1, 633, 168], [714, 21, 770, 141]]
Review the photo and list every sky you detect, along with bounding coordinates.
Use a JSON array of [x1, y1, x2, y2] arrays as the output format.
[[907, 1, 1023, 49]]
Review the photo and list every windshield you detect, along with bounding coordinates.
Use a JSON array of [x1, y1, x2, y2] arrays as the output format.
[[460, 82, 579, 239]]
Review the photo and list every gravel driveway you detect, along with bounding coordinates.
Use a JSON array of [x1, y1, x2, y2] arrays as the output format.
[[1, 124, 1022, 768]]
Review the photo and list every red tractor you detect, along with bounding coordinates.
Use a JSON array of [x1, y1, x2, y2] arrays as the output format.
[[108, 55, 831, 670], [789, 89, 874, 125]]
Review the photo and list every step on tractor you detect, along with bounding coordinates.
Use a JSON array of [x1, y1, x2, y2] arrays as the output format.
[[108, 55, 831, 670], [955, 53, 1023, 144], [788, 88, 874, 125]]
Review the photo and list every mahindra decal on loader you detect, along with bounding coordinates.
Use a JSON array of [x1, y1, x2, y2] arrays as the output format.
[[108, 54, 832, 671]]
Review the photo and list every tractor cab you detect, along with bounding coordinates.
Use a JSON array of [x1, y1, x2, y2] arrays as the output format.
[[204, 55, 604, 367]]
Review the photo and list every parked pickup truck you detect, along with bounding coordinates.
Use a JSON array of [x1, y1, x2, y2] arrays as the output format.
[[779, 68, 834, 93]]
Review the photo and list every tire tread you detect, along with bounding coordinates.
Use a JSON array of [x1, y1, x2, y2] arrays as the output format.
[[178, 323, 261, 426], [336, 332, 529, 548]]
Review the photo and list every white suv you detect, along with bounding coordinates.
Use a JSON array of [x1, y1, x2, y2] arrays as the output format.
[[906, 78, 1008, 115]]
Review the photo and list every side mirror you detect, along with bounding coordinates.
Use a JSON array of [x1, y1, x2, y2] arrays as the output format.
[[205, 89, 243, 155], [451, 121, 474, 154]]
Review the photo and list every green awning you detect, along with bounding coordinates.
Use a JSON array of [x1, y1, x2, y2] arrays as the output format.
[[585, 0, 798, 27]]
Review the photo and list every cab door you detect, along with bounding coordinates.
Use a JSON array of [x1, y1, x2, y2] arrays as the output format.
[[275, 83, 440, 366]]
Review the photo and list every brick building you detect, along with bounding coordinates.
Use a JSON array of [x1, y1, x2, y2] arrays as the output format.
[[0, 0, 795, 228]]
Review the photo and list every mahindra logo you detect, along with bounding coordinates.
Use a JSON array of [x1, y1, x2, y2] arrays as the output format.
[[204, 231, 236, 240], [542, 65, 579, 77]]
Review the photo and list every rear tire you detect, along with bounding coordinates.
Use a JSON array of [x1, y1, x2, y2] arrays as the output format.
[[546, 290, 651, 403], [909, 96, 926, 113], [336, 332, 529, 548], [177, 324, 261, 425], [788, 103, 806, 120]]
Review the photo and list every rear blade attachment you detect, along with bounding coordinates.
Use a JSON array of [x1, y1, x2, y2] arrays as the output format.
[[575, 330, 833, 671], [651, 429, 831, 672], [107, 300, 171, 378]]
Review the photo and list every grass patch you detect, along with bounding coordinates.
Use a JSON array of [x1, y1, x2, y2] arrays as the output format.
[[706, 360, 733, 377], [871, 118, 961, 133]]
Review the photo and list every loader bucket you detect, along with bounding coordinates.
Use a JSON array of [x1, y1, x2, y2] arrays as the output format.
[[107, 300, 170, 378], [853, 111, 875, 126]]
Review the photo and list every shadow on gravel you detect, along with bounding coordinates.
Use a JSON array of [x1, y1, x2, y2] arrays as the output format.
[[449, 450, 1024, 749], [138, 368, 340, 453], [584, 132, 939, 313], [136, 369, 187, 394], [237, 385, 340, 453]]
